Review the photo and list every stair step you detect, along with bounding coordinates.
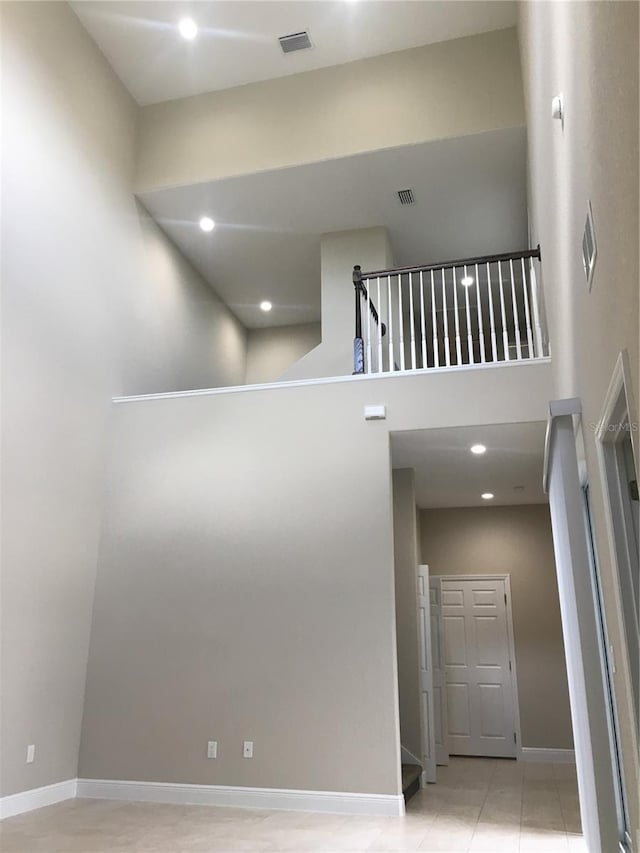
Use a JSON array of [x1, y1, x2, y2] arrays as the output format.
[[401, 763, 421, 804]]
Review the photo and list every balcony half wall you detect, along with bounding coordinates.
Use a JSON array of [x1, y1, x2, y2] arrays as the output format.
[[81, 359, 552, 807]]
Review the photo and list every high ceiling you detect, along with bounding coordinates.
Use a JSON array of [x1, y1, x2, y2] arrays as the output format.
[[140, 127, 528, 328], [71, 1, 517, 105], [391, 422, 548, 509]]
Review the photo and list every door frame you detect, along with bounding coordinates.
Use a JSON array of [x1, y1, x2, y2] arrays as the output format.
[[594, 351, 639, 735], [429, 575, 449, 767], [437, 573, 523, 758], [417, 565, 436, 785], [581, 476, 633, 852], [544, 399, 623, 852]]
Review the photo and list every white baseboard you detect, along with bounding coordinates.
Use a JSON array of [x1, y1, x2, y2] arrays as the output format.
[[76, 779, 405, 817], [0, 778, 77, 820], [519, 748, 576, 764]]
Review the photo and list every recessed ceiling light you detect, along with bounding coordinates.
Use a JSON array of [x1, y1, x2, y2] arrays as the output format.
[[481, 492, 495, 500], [260, 300, 273, 312], [178, 18, 198, 39], [470, 444, 487, 455], [461, 275, 474, 287], [199, 216, 215, 232]]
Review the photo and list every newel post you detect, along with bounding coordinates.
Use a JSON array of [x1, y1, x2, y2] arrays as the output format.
[[353, 265, 364, 374]]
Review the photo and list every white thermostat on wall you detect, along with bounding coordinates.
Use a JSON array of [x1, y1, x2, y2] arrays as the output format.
[[364, 404, 386, 420]]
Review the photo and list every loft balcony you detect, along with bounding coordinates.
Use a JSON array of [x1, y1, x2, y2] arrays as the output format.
[[352, 246, 548, 376]]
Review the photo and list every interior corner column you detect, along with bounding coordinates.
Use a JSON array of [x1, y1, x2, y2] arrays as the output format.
[[283, 226, 394, 380]]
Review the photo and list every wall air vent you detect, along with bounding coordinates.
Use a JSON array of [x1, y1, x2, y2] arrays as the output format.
[[582, 201, 597, 291], [397, 189, 415, 206], [278, 31, 312, 54]]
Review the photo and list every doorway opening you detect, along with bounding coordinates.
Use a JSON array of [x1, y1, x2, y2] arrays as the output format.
[[391, 420, 576, 797], [595, 353, 640, 727], [391, 422, 581, 849], [417, 568, 522, 785]]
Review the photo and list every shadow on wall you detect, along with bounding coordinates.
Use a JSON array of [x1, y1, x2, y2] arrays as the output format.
[[245, 323, 322, 385]]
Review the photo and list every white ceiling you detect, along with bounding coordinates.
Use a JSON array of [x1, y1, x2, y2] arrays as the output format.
[[391, 422, 548, 509], [71, 1, 517, 105], [140, 127, 528, 328]]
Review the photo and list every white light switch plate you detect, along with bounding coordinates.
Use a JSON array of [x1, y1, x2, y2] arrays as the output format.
[[243, 741, 254, 758], [207, 741, 217, 759], [26, 744, 35, 764]]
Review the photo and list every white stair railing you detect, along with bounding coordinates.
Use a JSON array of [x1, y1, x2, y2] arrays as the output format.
[[353, 246, 546, 375]]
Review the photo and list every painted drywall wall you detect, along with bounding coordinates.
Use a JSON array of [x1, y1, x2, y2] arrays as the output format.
[[134, 203, 247, 394], [245, 323, 321, 385], [420, 505, 573, 750], [282, 227, 394, 380], [1, 2, 246, 798], [79, 361, 553, 794], [519, 0, 639, 832], [392, 470, 422, 761], [135, 28, 525, 192]]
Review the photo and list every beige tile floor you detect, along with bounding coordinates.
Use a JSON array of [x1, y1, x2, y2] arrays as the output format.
[[0, 758, 584, 853]]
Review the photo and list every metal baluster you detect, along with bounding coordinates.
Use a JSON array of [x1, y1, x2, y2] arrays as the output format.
[[387, 274, 393, 372], [463, 264, 474, 363], [498, 261, 510, 361], [509, 259, 522, 360], [398, 274, 405, 370], [452, 266, 462, 365], [520, 257, 534, 359], [420, 271, 427, 368], [475, 263, 485, 363], [442, 268, 450, 367], [430, 270, 439, 368], [409, 273, 416, 370], [486, 262, 497, 362], [377, 277, 383, 372], [529, 258, 544, 357]]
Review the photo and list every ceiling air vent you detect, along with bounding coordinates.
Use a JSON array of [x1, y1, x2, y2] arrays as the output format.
[[397, 189, 415, 206], [278, 31, 312, 54], [582, 201, 597, 291]]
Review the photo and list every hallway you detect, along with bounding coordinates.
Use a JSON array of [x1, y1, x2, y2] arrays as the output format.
[[0, 758, 584, 852]]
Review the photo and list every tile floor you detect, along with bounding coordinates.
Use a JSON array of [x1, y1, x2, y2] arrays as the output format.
[[0, 758, 584, 852]]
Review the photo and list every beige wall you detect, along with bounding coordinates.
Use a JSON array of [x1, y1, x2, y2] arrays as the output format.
[[283, 227, 394, 381], [134, 203, 247, 394], [392, 470, 422, 760], [135, 28, 525, 192], [79, 362, 552, 795], [0, 2, 246, 797], [420, 504, 573, 750], [245, 324, 321, 385], [519, 0, 639, 828]]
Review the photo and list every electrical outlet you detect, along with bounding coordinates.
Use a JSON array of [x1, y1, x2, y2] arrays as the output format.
[[207, 741, 218, 759], [26, 744, 35, 764], [243, 741, 253, 759]]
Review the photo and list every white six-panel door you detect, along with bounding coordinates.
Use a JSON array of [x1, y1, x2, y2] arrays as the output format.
[[441, 577, 517, 758]]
